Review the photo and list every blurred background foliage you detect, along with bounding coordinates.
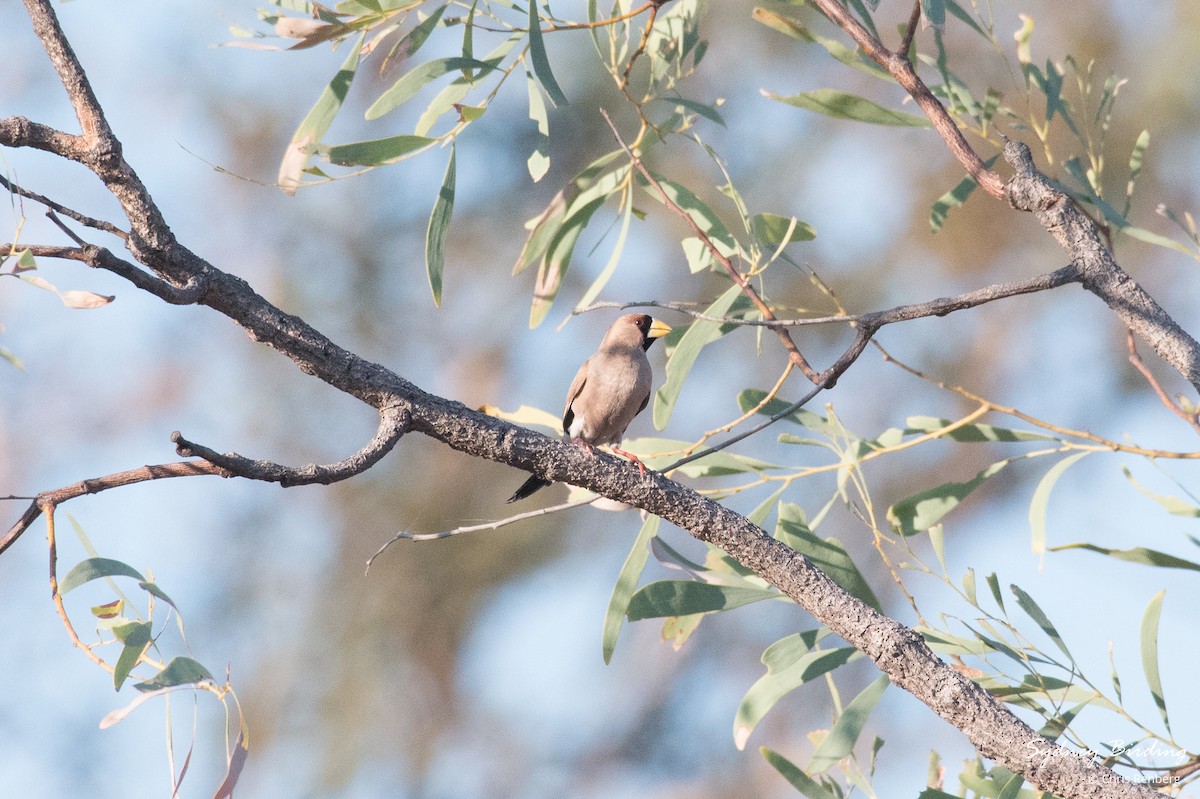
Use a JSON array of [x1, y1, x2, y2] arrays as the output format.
[[2, 0, 1199, 796]]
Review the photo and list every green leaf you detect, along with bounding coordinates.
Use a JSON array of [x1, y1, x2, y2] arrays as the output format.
[[1121, 466, 1200, 517], [133, 657, 214, 693], [323, 135, 434, 166], [920, 0, 945, 30], [626, 580, 781, 620], [365, 57, 499, 120], [621, 437, 777, 477], [138, 581, 178, 610], [930, 173, 979, 233], [112, 621, 153, 691], [60, 557, 145, 595], [944, 0, 990, 39], [761, 748, 839, 799], [986, 572, 1005, 614], [641, 175, 738, 257], [739, 389, 834, 435], [1029, 451, 1090, 556], [653, 284, 742, 429], [808, 675, 889, 773], [425, 144, 456, 306], [575, 189, 633, 309], [602, 515, 660, 664], [766, 88, 932, 127], [751, 7, 887, 79], [903, 415, 1052, 442], [1048, 542, 1200, 572], [887, 459, 1011, 535], [278, 36, 363, 194], [734, 634, 858, 749], [525, 68, 550, 181], [527, 0, 568, 107], [1140, 590, 1169, 732], [962, 567, 977, 606], [776, 503, 881, 611], [668, 96, 727, 127], [751, 213, 816, 246], [1010, 584, 1073, 664]]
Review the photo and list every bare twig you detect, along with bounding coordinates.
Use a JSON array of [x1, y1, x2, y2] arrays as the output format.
[[173, 407, 411, 488], [366, 495, 601, 570], [1, 461, 229, 557], [0, 241, 207, 304], [599, 109, 822, 382], [0, 175, 128, 240], [1125, 329, 1200, 435], [576, 265, 1081, 329], [897, 0, 922, 58]]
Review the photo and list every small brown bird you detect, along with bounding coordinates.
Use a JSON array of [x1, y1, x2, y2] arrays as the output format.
[[507, 313, 672, 502]]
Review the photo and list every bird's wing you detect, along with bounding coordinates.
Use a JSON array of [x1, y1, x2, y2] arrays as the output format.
[[561, 357, 590, 435]]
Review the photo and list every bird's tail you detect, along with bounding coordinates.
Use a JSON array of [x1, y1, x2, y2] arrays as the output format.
[[507, 475, 552, 503]]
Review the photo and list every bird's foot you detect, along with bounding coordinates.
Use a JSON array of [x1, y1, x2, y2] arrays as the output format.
[[569, 438, 596, 453], [610, 445, 647, 475]]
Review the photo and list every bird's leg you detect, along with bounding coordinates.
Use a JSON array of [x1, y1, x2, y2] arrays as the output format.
[[570, 438, 596, 453], [610, 445, 647, 475]]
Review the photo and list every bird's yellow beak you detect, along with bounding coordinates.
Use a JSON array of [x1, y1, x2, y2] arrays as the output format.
[[648, 319, 672, 339]]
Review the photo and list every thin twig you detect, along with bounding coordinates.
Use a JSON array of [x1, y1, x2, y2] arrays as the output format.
[[575, 265, 1080, 329], [366, 495, 601, 569], [897, 0, 922, 58], [47, 503, 113, 671], [1125, 329, 1200, 435], [1, 461, 229, 557], [0, 175, 128, 239]]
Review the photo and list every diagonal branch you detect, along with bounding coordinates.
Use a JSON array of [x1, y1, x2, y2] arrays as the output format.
[[1004, 140, 1200, 391]]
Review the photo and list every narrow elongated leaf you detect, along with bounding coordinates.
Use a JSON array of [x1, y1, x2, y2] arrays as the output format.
[[766, 88, 932, 127], [776, 503, 881, 611], [735, 635, 858, 748], [930, 173, 979, 232], [525, 68, 550, 181], [1011, 584, 1073, 663], [887, 459, 1011, 535], [1029, 451, 1090, 555], [366, 57, 498, 120], [904, 415, 1052, 442], [751, 7, 888, 79], [602, 515, 660, 664], [761, 748, 839, 799], [920, 0, 945, 30], [60, 557, 145, 594], [751, 213, 816, 245], [1140, 590, 1169, 732], [808, 675, 890, 773], [133, 657, 214, 693], [641, 175, 738, 256], [1121, 466, 1200, 517], [669, 96, 727, 127], [425, 145, 456, 306], [112, 621, 153, 691], [1049, 542, 1200, 572], [626, 580, 780, 620], [575, 188, 633, 309], [739, 389, 834, 435], [279, 37, 362, 194], [527, 0, 568, 107], [324, 135, 434, 166], [653, 284, 742, 429]]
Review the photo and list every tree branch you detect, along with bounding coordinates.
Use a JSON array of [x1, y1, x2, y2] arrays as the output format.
[[1004, 140, 1200, 391], [0, 461, 230, 557], [0, 175, 128, 240], [3, 2, 1164, 797], [172, 406, 411, 488]]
